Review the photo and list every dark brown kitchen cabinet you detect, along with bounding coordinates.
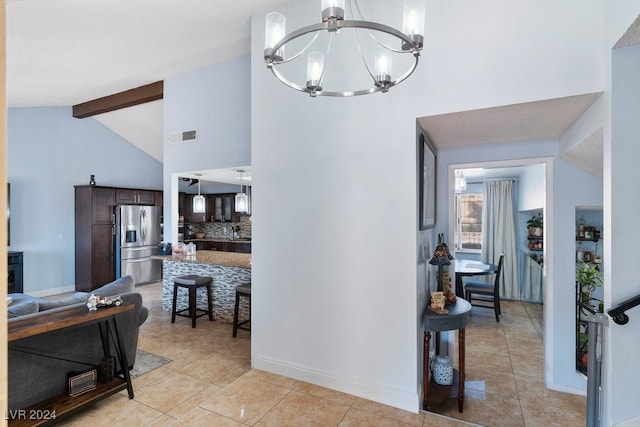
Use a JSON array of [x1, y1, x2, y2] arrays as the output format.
[[154, 190, 163, 207], [115, 188, 156, 205], [183, 194, 208, 223], [75, 186, 116, 292], [234, 242, 251, 253], [212, 193, 236, 222], [75, 185, 162, 292]]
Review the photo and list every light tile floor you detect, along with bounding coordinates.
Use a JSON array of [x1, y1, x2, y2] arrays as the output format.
[[58, 282, 584, 426]]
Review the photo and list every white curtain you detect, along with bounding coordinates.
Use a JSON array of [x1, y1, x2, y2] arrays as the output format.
[[481, 180, 520, 299]]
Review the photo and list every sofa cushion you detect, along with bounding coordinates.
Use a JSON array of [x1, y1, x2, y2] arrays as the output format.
[[8, 300, 39, 318], [37, 292, 89, 311], [92, 275, 135, 297]]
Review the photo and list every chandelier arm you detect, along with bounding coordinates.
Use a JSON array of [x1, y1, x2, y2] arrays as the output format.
[[270, 53, 419, 97], [316, 31, 335, 89], [351, 0, 365, 20], [268, 20, 419, 63], [277, 33, 320, 65], [351, 22, 377, 83], [366, 30, 407, 54]]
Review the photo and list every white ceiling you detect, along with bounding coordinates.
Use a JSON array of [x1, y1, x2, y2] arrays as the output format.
[[6, 0, 285, 107]]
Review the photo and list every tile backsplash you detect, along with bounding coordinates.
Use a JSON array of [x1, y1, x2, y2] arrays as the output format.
[[189, 215, 252, 239]]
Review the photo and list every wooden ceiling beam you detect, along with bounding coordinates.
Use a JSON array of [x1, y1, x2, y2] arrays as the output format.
[[72, 81, 163, 118]]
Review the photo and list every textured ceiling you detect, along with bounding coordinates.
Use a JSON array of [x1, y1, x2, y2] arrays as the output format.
[[6, 0, 285, 107], [560, 128, 603, 177], [418, 93, 602, 149]]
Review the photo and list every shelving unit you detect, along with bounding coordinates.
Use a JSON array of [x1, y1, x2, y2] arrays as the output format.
[[574, 209, 603, 375]]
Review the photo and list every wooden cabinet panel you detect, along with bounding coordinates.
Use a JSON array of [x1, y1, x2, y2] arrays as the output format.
[[75, 186, 116, 292], [136, 190, 156, 205], [235, 242, 251, 253], [91, 224, 115, 289], [154, 190, 163, 207], [92, 187, 116, 224], [212, 194, 236, 222], [115, 188, 156, 205]]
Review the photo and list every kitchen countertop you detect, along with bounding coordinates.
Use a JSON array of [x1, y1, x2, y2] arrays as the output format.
[[184, 238, 251, 243], [152, 250, 251, 269]]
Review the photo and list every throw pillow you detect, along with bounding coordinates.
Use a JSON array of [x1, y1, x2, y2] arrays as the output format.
[[93, 275, 135, 297], [37, 292, 89, 311], [8, 300, 39, 318]]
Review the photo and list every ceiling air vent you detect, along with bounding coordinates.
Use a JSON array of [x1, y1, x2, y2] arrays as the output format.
[[168, 130, 197, 144]]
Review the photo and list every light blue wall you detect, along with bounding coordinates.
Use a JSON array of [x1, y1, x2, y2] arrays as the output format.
[[609, 41, 640, 425], [7, 106, 162, 295], [163, 55, 251, 241]]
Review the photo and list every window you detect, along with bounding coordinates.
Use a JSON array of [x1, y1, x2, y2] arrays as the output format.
[[454, 193, 483, 251]]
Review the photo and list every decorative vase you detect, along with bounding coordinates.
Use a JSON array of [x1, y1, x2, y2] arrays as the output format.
[[432, 355, 453, 385]]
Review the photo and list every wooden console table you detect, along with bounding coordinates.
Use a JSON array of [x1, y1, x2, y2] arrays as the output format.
[[423, 298, 471, 412], [8, 304, 135, 426]]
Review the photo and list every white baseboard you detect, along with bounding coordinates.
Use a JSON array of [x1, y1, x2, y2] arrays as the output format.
[[253, 354, 420, 413], [27, 285, 77, 298]]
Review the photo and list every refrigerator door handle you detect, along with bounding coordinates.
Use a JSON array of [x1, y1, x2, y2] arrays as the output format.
[[140, 209, 146, 244]]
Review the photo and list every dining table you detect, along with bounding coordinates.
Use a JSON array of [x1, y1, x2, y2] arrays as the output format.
[[454, 258, 497, 297]]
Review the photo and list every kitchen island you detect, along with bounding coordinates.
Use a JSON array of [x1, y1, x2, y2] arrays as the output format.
[[153, 251, 251, 323]]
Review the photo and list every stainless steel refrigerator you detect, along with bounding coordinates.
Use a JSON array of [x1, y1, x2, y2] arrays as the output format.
[[115, 205, 162, 284]]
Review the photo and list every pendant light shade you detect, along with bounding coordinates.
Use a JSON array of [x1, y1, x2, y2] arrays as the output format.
[[455, 170, 467, 193], [193, 181, 206, 213], [235, 193, 248, 213], [235, 169, 249, 213]]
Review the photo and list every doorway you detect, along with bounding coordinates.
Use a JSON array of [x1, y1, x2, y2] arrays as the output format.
[[448, 158, 549, 337]]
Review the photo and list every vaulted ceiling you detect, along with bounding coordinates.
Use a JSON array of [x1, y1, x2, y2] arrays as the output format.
[[9, 0, 633, 177]]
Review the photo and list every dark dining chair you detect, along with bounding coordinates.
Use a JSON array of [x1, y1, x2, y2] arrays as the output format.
[[464, 253, 504, 322]]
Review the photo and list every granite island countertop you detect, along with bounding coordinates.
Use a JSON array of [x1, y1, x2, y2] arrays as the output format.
[[152, 250, 251, 269], [184, 238, 251, 243]]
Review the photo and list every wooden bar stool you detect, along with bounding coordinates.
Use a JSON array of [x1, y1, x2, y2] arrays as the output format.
[[171, 275, 213, 328], [233, 283, 251, 337]]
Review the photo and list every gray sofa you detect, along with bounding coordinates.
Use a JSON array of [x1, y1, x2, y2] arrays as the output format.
[[7, 276, 148, 411]]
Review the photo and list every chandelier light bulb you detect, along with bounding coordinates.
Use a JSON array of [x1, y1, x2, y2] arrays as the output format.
[[321, 0, 345, 21], [265, 12, 286, 61], [306, 52, 324, 92], [402, 0, 425, 48], [374, 50, 392, 89]]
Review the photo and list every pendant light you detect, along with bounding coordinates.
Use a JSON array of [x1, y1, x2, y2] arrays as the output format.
[[455, 170, 467, 193], [235, 169, 249, 213], [192, 181, 206, 213]]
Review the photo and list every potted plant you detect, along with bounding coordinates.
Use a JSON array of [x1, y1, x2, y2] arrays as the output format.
[[576, 261, 602, 307], [527, 212, 543, 237]]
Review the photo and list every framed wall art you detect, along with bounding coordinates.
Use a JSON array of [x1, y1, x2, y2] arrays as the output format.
[[419, 134, 436, 230]]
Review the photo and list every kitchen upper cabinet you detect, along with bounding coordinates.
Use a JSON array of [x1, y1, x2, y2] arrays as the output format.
[[154, 191, 163, 207], [115, 188, 156, 205], [212, 194, 236, 222], [183, 194, 208, 223]]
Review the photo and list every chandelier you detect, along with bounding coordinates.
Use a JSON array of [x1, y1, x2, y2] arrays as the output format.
[[264, 0, 426, 97]]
